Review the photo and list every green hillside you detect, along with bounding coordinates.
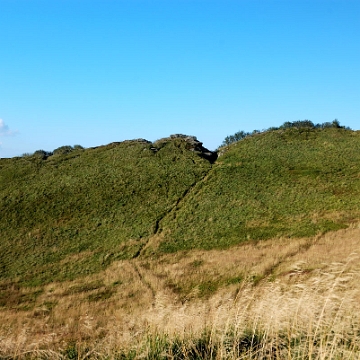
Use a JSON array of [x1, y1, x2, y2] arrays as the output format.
[[157, 127, 360, 253], [0, 137, 212, 286], [1, 125, 360, 287]]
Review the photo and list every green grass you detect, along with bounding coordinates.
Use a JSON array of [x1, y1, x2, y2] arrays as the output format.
[[0, 138, 211, 286], [158, 128, 360, 252], [1, 127, 360, 287]]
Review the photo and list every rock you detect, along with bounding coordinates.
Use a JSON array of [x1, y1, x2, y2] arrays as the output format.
[[155, 134, 218, 163]]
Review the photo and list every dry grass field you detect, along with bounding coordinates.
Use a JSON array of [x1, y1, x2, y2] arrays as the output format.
[[1, 223, 360, 359]]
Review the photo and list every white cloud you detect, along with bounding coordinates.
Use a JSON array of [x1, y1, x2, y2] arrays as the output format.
[[0, 119, 18, 136]]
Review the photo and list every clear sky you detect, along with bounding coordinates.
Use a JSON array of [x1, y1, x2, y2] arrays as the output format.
[[0, 0, 359, 158]]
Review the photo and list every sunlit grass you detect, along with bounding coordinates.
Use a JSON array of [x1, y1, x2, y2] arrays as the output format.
[[158, 128, 360, 253], [0, 226, 359, 359], [1, 125, 360, 358], [0, 138, 212, 286]]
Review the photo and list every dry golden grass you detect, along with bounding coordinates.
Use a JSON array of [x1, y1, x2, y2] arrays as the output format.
[[1, 225, 360, 358]]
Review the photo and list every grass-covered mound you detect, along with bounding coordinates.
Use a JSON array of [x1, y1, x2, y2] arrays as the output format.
[[0, 137, 212, 286], [158, 127, 360, 252], [1, 123, 360, 358], [1, 125, 360, 287]]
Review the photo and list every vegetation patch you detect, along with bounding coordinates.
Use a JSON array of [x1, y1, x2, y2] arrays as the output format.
[[159, 125, 360, 253], [86, 288, 115, 302], [65, 280, 104, 295], [0, 282, 43, 310], [1, 121, 360, 293], [0, 137, 212, 286]]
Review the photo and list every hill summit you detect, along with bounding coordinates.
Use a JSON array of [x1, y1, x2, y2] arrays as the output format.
[[1, 125, 360, 287]]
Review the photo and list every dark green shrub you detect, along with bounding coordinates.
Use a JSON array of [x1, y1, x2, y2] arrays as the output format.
[[280, 119, 315, 129], [73, 144, 84, 150], [53, 145, 74, 156], [33, 149, 53, 159], [220, 119, 351, 148], [221, 130, 250, 146]]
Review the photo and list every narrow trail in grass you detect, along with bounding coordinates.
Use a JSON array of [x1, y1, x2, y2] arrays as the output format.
[[136, 166, 215, 258]]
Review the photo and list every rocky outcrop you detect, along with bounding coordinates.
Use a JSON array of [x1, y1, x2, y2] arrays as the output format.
[[155, 134, 218, 163], [89, 135, 217, 163]]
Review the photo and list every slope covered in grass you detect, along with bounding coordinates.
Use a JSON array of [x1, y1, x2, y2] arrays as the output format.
[[1, 126, 360, 287], [2, 125, 360, 358], [157, 127, 360, 253], [0, 137, 212, 285], [1, 225, 359, 358]]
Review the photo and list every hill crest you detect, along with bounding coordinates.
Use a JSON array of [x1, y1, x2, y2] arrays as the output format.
[[1, 125, 360, 287]]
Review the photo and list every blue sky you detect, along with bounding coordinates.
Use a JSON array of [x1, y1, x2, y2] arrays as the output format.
[[0, 0, 359, 157]]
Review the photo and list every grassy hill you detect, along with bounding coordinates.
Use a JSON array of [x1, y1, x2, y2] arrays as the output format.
[[1, 126, 360, 287], [0, 136, 212, 286], [156, 127, 360, 253], [1, 124, 360, 358]]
